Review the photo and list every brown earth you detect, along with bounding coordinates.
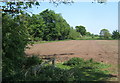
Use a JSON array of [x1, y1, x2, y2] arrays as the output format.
[[25, 40, 118, 65]]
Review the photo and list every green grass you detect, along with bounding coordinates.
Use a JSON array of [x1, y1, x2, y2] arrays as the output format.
[[75, 36, 98, 40], [32, 36, 118, 44], [56, 63, 72, 69], [76, 36, 118, 40]]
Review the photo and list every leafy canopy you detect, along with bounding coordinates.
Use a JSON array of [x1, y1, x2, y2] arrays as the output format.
[[100, 29, 111, 39], [75, 25, 86, 36], [112, 30, 120, 39]]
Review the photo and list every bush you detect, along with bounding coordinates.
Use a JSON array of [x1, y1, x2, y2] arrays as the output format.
[[34, 37, 42, 42], [112, 30, 120, 39], [63, 57, 84, 66], [24, 56, 43, 69]]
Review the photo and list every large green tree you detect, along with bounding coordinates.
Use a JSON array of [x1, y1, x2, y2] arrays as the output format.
[[1, 2, 41, 81], [40, 9, 58, 41], [75, 25, 86, 36], [40, 9, 70, 41], [2, 13, 32, 80], [55, 13, 70, 40]]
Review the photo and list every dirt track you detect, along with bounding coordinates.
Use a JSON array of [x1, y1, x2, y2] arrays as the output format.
[[25, 40, 118, 65]]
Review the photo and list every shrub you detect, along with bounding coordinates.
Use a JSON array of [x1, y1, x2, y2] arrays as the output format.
[[63, 57, 84, 66], [112, 30, 120, 39], [34, 37, 42, 42], [24, 56, 43, 69]]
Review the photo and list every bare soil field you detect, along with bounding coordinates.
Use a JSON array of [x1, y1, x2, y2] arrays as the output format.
[[25, 40, 118, 74], [25, 40, 118, 64]]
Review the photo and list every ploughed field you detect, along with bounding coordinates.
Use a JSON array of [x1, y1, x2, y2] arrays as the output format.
[[25, 40, 118, 74]]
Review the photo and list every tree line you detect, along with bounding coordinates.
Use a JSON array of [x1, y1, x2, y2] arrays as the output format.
[[26, 9, 120, 40], [3, 8, 119, 44]]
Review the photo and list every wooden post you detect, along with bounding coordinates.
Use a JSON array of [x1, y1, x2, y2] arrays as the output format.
[[52, 58, 55, 66]]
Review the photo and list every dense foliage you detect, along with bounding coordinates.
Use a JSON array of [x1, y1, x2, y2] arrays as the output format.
[[2, 13, 32, 80], [68, 27, 80, 40], [40, 9, 71, 40], [99, 29, 111, 39], [86, 32, 92, 36], [75, 25, 87, 36], [111, 30, 120, 39]]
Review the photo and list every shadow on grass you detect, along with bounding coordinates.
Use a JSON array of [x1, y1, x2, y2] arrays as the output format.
[[24, 65, 117, 82], [21, 56, 118, 82]]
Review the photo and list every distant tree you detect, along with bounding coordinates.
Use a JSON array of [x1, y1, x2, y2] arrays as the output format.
[[86, 32, 91, 36], [112, 30, 120, 39], [68, 27, 80, 39], [100, 29, 111, 39], [94, 34, 99, 37], [91, 33, 95, 38], [75, 25, 86, 36]]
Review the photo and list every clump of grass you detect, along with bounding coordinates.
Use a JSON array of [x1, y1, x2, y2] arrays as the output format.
[[56, 63, 72, 69]]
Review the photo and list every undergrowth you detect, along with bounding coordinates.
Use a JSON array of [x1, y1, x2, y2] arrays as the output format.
[[24, 57, 113, 81], [3, 57, 115, 82]]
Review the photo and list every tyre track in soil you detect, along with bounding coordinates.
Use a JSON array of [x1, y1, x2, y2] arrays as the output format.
[[95, 40, 118, 65]]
